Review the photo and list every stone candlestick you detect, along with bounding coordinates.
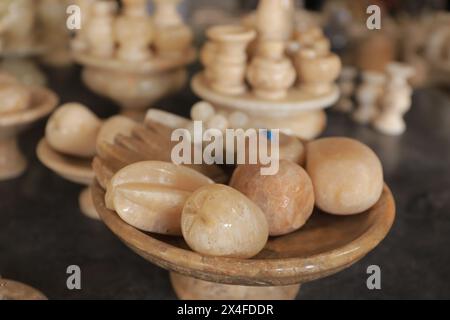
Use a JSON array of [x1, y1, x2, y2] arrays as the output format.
[[373, 63, 414, 135], [115, 0, 153, 62], [86, 0, 117, 58], [247, 40, 296, 99], [353, 71, 386, 125], [206, 25, 256, 96]]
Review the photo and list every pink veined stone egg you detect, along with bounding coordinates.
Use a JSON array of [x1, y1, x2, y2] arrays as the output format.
[[230, 159, 315, 236], [181, 184, 269, 258]]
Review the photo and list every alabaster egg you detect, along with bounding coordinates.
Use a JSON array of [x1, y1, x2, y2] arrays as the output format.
[[0, 83, 31, 114], [96, 115, 136, 150], [45, 103, 101, 158], [306, 137, 384, 215], [230, 160, 315, 236], [181, 184, 268, 258], [106, 161, 213, 235]]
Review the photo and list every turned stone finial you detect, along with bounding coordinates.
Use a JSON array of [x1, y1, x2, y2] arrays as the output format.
[[373, 62, 414, 135], [115, 0, 153, 62], [86, 0, 117, 58], [71, 0, 96, 52], [153, 0, 183, 28], [0, 0, 36, 51], [334, 66, 358, 113], [153, 0, 193, 57], [295, 47, 341, 95], [353, 71, 386, 124], [247, 40, 296, 100], [205, 25, 256, 96], [256, 0, 294, 41]]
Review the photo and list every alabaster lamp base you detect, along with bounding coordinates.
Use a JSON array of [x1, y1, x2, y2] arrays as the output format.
[[171, 272, 300, 300], [0, 136, 27, 180], [37, 139, 99, 220]]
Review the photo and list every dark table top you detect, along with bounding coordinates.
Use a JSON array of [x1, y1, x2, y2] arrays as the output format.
[[0, 66, 449, 300]]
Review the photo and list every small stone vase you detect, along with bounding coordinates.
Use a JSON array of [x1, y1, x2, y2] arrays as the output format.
[[256, 0, 294, 41], [206, 25, 256, 96], [247, 40, 296, 99], [86, 0, 117, 58], [295, 48, 341, 95], [115, 0, 153, 62], [153, 0, 193, 58]]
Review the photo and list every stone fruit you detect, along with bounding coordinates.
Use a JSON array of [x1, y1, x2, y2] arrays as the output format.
[[230, 160, 314, 236], [181, 184, 268, 258], [106, 161, 213, 235], [306, 137, 383, 215], [45, 103, 101, 158]]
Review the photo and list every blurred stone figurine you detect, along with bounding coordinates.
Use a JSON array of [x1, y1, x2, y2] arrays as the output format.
[[353, 71, 385, 124], [0, 0, 36, 51], [334, 66, 357, 113], [115, 0, 153, 62], [153, 0, 193, 58], [373, 63, 414, 136], [295, 47, 341, 96], [247, 39, 296, 99], [71, 0, 95, 52], [86, 0, 117, 58], [256, 0, 294, 42], [37, 0, 72, 67], [205, 25, 256, 96]]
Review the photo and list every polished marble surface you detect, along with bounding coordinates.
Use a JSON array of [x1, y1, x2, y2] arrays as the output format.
[[0, 66, 449, 299]]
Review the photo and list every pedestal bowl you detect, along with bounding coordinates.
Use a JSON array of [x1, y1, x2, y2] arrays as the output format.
[[191, 73, 339, 140], [73, 49, 196, 120], [92, 181, 395, 288], [0, 86, 57, 180], [36, 138, 98, 220]]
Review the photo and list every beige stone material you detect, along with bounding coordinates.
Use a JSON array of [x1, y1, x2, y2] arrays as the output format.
[[231, 160, 314, 236], [86, 0, 117, 58], [1, 83, 57, 181], [96, 115, 136, 150], [0, 83, 31, 114], [295, 48, 341, 95], [353, 71, 385, 124], [373, 62, 414, 136], [256, 0, 294, 41], [181, 184, 269, 258], [205, 25, 256, 96], [45, 103, 101, 158], [247, 40, 296, 100], [115, 0, 153, 62], [306, 137, 383, 215], [171, 272, 300, 300], [106, 161, 213, 235]]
